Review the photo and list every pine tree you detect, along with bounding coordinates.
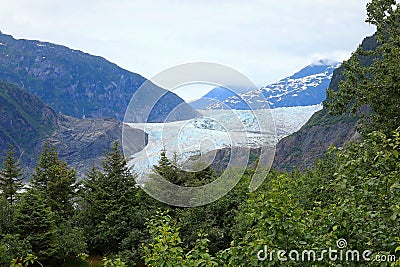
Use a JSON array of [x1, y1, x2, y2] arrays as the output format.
[[0, 145, 23, 205], [187, 165, 215, 186], [14, 188, 57, 261], [31, 143, 60, 190], [78, 142, 141, 260], [31, 143, 77, 219], [153, 150, 183, 185], [153, 150, 215, 186], [0, 195, 14, 235], [78, 165, 109, 250], [102, 141, 136, 197]]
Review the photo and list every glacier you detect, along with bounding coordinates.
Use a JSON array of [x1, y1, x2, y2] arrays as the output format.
[[124, 104, 322, 176]]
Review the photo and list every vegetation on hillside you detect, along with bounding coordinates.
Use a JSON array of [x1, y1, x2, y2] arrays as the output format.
[[326, 0, 400, 135], [1, 128, 399, 266]]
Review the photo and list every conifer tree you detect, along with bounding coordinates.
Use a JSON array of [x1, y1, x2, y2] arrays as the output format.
[[153, 150, 215, 186], [32, 143, 61, 190], [79, 142, 142, 262], [78, 165, 109, 250], [153, 150, 183, 185], [31, 143, 76, 219], [14, 188, 56, 261], [0, 196, 14, 235], [101, 141, 136, 197], [0, 145, 23, 205], [187, 165, 215, 186]]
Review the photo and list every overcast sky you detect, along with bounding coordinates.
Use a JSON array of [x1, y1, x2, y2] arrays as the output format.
[[0, 1, 375, 100]]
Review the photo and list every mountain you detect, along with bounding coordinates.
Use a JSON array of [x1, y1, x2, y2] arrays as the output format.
[[0, 80, 57, 166], [0, 79, 147, 176], [0, 32, 198, 122], [272, 35, 378, 171], [202, 60, 340, 110], [189, 86, 243, 110]]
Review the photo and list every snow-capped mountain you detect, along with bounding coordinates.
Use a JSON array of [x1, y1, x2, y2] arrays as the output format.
[[189, 86, 245, 110], [195, 60, 340, 110]]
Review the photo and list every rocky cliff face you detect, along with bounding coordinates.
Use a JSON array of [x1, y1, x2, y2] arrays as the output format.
[[272, 109, 359, 171], [44, 116, 147, 177], [0, 32, 198, 122], [0, 80, 147, 177]]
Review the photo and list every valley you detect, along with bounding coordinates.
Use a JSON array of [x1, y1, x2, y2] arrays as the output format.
[[124, 105, 322, 175], [1, 1, 399, 265]]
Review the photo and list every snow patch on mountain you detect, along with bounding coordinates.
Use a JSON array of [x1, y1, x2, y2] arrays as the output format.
[[201, 61, 340, 110]]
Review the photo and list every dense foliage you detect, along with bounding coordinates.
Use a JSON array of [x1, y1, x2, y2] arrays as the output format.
[[142, 128, 400, 266], [0, 128, 399, 266], [326, 0, 400, 135]]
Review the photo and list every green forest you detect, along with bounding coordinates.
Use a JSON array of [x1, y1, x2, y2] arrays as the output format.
[[1, 0, 400, 266]]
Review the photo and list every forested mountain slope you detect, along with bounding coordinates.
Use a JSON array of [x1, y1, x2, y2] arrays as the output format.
[[0, 32, 198, 122]]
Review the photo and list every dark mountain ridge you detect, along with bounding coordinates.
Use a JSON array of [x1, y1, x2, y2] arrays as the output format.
[[0, 32, 198, 122]]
